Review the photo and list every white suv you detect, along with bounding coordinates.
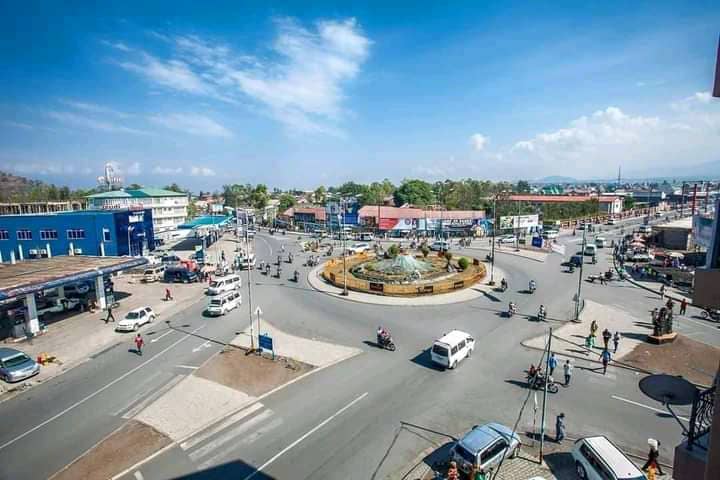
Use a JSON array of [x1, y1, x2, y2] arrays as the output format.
[[571, 436, 645, 480], [116, 307, 156, 332], [347, 242, 371, 254]]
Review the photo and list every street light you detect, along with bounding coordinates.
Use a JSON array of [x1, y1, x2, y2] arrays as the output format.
[[574, 228, 587, 321], [341, 198, 348, 296], [127, 225, 134, 257]]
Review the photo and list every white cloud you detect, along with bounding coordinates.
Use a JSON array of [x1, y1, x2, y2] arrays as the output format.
[[506, 103, 720, 177], [113, 17, 370, 135], [694, 91, 712, 103], [1, 121, 33, 130], [102, 40, 132, 52], [60, 99, 130, 118], [47, 111, 145, 134], [153, 166, 184, 175], [469, 133, 488, 151], [190, 166, 216, 176], [107, 160, 141, 176], [149, 113, 233, 138]]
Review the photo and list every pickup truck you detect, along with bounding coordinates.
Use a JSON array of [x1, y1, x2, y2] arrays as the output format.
[[37, 297, 81, 317]]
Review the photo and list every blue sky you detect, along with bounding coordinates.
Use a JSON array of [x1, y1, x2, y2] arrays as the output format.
[[1, 1, 719, 191]]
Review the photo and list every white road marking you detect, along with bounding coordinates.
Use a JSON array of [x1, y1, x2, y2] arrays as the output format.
[[180, 403, 264, 451], [122, 374, 186, 419], [189, 409, 274, 462], [111, 370, 166, 416], [242, 392, 368, 480], [150, 330, 174, 343], [133, 471, 144, 480], [175, 364, 199, 370], [197, 418, 284, 470], [0, 324, 206, 452], [192, 341, 212, 353], [611, 395, 689, 421]]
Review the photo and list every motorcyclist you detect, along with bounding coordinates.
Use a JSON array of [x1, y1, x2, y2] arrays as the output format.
[[538, 305, 547, 320], [500, 278, 508, 291], [529, 280, 536, 292], [508, 302, 517, 315], [592, 255, 597, 264], [377, 326, 389, 344]]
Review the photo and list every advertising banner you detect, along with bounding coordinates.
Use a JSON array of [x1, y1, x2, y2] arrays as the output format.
[[499, 214, 539, 230]]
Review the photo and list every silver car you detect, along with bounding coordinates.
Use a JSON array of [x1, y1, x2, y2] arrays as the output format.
[[450, 423, 521, 475], [0, 348, 40, 383]]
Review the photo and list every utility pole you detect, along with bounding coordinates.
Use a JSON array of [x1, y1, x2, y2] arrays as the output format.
[[574, 228, 587, 321], [489, 194, 498, 285], [516, 198, 521, 252], [539, 327, 552, 462], [242, 207, 255, 349], [341, 197, 348, 296]]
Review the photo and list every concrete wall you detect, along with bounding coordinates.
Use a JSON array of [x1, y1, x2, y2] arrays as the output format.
[[694, 268, 720, 309]]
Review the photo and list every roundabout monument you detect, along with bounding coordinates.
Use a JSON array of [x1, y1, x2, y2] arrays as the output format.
[[321, 248, 486, 297]]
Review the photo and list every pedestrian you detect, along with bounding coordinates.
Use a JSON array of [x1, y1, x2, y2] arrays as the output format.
[[470, 465, 487, 480], [590, 320, 598, 338], [548, 352, 558, 376], [600, 348, 612, 375], [602, 328, 612, 350], [651, 307, 659, 322], [447, 460, 459, 480], [563, 360, 573, 386], [659, 284, 665, 300], [642, 439, 664, 476], [555, 413, 566, 443], [165, 287, 173, 301], [105, 304, 115, 324], [613, 331, 621, 353], [134, 333, 144, 356], [680, 298, 688, 316], [585, 334, 595, 349]]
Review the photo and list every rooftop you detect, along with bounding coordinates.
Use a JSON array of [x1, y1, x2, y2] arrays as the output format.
[[656, 217, 693, 230], [87, 188, 186, 199], [0, 256, 148, 300]]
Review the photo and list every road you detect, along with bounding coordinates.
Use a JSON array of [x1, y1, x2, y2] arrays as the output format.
[[0, 216, 715, 479]]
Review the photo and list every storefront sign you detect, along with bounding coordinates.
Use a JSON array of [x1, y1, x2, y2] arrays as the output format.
[[369, 282, 384, 292], [129, 212, 145, 223]]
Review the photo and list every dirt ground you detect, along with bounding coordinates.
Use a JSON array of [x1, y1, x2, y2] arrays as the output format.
[[195, 346, 314, 397], [623, 334, 720, 385], [50, 420, 171, 480]]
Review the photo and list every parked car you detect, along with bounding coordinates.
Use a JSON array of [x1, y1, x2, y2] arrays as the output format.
[[116, 306, 156, 332], [450, 423, 521, 475], [430, 330, 475, 369], [143, 265, 166, 283], [430, 240, 450, 252], [0, 347, 41, 383], [359, 232, 374, 242], [606, 218, 617, 225], [164, 267, 198, 283], [496, 235, 517, 244], [542, 230, 559, 240], [347, 242, 371, 254], [571, 436, 645, 480], [37, 297, 81, 317], [161, 254, 182, 264]]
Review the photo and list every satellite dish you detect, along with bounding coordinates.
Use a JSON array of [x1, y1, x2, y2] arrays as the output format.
[[639, 374, 697, 406]]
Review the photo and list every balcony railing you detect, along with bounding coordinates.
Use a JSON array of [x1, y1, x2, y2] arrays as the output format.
[[687, 383, 716, 450]]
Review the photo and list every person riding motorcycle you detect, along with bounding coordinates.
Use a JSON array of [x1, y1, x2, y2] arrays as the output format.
[[538, 305, 547, 321], [529, 280, 537, 292], [508, 302, 517, 316], [377, 326, 390, 345]]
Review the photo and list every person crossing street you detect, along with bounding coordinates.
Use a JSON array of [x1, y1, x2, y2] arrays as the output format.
[[105, 304, 115, 324], [679, 298, 688, 315], [613, 331, 621, 353], [134, 333, 145, 356], [602, 328, 612, 350], [555, 413, 566, 443], [563, 360, 573, 386], [599, 348, 612, 375], [548, 352, 558, 376]]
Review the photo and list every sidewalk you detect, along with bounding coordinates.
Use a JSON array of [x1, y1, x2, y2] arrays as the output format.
[[620, 268, 692, 305], [465, 240, 549, 263], [0, 234, 235, 399], [522, 299, 653, 369]]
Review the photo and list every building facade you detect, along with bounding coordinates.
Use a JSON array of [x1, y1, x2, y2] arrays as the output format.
[[86, 188, 187, 240], [0, 209, 154, 262]]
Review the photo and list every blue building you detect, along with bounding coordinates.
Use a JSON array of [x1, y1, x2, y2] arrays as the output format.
[[0, 209, 154, 262]]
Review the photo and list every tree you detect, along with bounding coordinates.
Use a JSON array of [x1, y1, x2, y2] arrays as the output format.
[[394, 179, 434, 207], [623, 197, 635, 211], [387, 244, 400, 258], [458, 257, 469, 271], [127, 183, 143, 190], [314, 186, 327, 205], [279, 193, 296, 212], [515, 180, 531, 193], [420, 245, 430, 258], [164, 183, 185, 193], [187, 201, 199, 219], [250, 184, 269, 210]]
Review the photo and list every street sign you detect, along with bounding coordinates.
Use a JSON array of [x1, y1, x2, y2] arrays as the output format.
[[258, 333, 274, 359], [531, 236, 543, 248]]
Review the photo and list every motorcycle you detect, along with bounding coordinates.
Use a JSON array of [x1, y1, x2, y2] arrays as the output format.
[[499, 280, 508, 292], [527, 373, 559, 393], [537, 308, 547, 321], [701, 309, 720, 322], [292, 270, 299, 282], [529, 283, 536, 294], [507, 305, 517, 318], [376, 334, 396, 351], [265, 264, 271, 275]]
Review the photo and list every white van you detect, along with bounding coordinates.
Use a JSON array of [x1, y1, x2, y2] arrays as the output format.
[[584, 244, 597, 256], [571, 436, 646, 480], [207, 274, 242, 296], [142, 265, 166, 283], [206, 290, 242, 316], [595, 237, 607, 248], [430, 330, 475, 369]]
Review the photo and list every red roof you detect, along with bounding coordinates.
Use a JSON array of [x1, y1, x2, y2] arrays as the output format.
[[508, 195, 620, 204], [283, 207, 326, 221], [358, 205, 485, 220]]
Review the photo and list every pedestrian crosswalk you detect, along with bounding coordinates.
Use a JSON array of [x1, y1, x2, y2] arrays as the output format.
[[181, 402, 283, 470]]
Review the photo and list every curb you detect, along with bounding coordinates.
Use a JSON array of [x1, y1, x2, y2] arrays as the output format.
[[463, 245, 548, 263], [612, 256, 692, 306]]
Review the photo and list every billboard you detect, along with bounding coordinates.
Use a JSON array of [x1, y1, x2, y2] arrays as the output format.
[[499, 214, 539, 230], [693, 214, 716, 249]]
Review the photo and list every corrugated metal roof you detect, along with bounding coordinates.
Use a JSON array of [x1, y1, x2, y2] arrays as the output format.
[[87, 188, 186, 199], [358, 206, 484, 219], [508, 194, 620, 204]]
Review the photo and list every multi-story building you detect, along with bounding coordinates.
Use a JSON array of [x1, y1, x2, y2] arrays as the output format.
[[86, 188, 187, 241], [0, 209, 154, 261]]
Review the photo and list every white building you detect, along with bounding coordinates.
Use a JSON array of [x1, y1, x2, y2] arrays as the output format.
[[87, 188, 188, 240]]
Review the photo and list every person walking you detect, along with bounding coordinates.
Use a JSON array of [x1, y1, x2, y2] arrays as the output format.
[[470, 466, 487, 480], [105, 304, 116, 324], [601, 328, 611, 350], [659, 284, 666, 300], [679, 298, 688, 316], [651, 307, 659, 323], [555, 413, 566, 443], [165, 287, 173, 301], [563, 360, 573, 386], [600, 348, 612, 375], [613, 331, 621, 353], [548, 353, 558, 376], [642, 439, 664, 476], [447, 461, 460, 480], [590, 320, 598, 338], [134, 333, 144, 356]]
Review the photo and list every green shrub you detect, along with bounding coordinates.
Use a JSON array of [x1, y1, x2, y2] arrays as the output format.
[[420, 245, 430, 258], [444, 251, 453, 266], [388, 244, 400, 258], [458, 257, 469, 270]]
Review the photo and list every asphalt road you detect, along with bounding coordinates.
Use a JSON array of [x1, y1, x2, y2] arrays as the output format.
[[1, 215, 714, 480]]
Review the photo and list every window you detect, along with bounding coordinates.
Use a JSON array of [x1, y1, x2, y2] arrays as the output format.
[[103, 230, 111, 242], [67, 229, 86, 240], [458, 340, 466, 350], [0, 230, 8, 240], [451, 345, 459, 355], [16, 229, 32, 240], [480, 440, 507, 464], [40, 229, 58, 240]]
